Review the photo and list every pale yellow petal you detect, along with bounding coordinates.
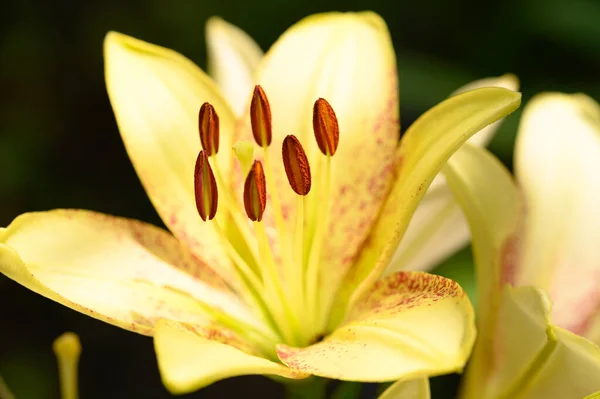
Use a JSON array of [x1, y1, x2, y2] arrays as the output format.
[[329, 87, 521, 327], [378, 378, 430, 399], [206, 17, 263, 116], [154, 320, 307, 394], [389, 74, 519, 273], [519, 326, 600, 399], [104, 32, 238, 283], [278, 272, 475, 381], [453, 73, 520, 147], [514, 93, 600, 336], [440, 144, 521, 398], [238, 12, 399, 299], [0, 210, 258, 335]]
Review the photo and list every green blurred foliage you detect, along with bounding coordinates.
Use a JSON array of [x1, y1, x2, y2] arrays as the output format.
[[0, 0, 598, 397]]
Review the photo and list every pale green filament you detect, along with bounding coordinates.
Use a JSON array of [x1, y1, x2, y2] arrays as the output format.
[[305, 155, 332, 336], [254, 221, 299, 346], [210, 154, 260, 270], [210, 217, 287, 350]]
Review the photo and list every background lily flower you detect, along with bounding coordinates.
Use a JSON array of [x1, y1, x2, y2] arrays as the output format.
[[441, 93, 600, 399], [0, 11, 520, 395]]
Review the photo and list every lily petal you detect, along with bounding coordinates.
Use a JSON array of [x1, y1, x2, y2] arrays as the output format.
[[474, 286, 600, 399], [240, 12, 399, 294], [440, 144, 520, 397], [206, 17, 263, 116], [443, 144, 520, 325], [154, 320, 307, 394], [277, 272, 475, 381], [386, 184, 469, 273], [454, 73, 520, 147], [378, 378, 430, 399], [514, 93, 600, 336], [330, 87, 521, 327], [389, 74, 519, 273], [104, 32, 238, 283], [0, 210, 257, 335]]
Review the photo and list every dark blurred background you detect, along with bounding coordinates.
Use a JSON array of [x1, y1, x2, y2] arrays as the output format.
[[1, 0, 599, 397]]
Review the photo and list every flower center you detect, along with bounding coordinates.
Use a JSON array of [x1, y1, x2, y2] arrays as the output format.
[[194, 86, 340, 351]]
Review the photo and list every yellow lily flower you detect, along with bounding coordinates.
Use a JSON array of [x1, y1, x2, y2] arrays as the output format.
[[0, 12, 520, 395], [442, 93, 600, 399]]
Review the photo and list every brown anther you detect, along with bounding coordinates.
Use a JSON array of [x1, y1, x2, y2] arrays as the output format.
[[282, 135, 311, 196], [199, 102, 220, 156], [194, 150, 218, 221], [313, 98, 340, 156], [250, 85, 272, 146], [243, 161, 267, 222]]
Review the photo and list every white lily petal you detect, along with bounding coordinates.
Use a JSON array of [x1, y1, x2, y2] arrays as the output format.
[[515, 93, 600, 336], [206, 17, 263, 116]]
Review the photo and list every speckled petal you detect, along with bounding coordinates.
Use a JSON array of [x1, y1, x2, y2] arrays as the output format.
[[237, 12, 399, 296], [389, 74, 519, 273], [277, 272, 475, 381], [378, 378, 430, 399], [0, 210, 260, 335], [104, 32, 238, 284], [329, 87, 521, 327], [514, 93, 600, 336], [155, 320, 308, 394], [206, 17, 263, 116]]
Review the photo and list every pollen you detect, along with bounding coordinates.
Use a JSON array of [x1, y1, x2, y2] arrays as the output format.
[[313, 98, 340, 156], [282, 135, 311, 196], [194, 150, 218, 221], [198, 102, 220, 156], [250, 85, 273, 147], [243, 161, 267, 222]]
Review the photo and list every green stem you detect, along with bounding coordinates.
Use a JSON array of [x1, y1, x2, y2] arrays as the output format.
[[284, 377, 327, 399]]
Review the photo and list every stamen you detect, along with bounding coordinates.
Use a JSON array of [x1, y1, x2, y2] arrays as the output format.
[[198, 102, 220, 156], [53, 332, 81, 399], [243, 161, 267, 222], [282, 135, 311, 196], [250, 85, 272, 146], [313, 98, 340, 156], [194, 150, 218, 221], [304, 97, 340, 337]]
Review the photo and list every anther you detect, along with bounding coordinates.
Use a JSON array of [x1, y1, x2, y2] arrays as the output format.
[[244, 161, 267, 221], [282, 135, 311, 195], [194, 150, 218, 221], [313, 98, 340, 156], [250, 85, 272, 146], [199, 102, 220, 156]]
